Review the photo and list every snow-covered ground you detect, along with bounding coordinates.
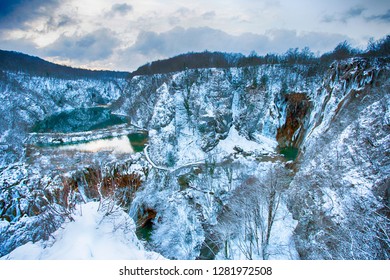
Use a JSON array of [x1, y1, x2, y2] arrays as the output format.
[[216, 127, 277, 155], [1, 202, 164, 260]]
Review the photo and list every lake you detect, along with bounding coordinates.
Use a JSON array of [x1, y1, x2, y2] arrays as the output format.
[[33, 107, 128, 133], [32, 107, 148, 154]]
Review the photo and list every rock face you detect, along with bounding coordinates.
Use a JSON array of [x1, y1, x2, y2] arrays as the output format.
[[0, 55, 389, 260], [287, 58, 390, 259], [276, 92, 311, 148]]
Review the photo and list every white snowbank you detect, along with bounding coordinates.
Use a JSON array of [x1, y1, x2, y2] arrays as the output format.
[[217, 127, 277, 154], [1, 202, 164, 260]]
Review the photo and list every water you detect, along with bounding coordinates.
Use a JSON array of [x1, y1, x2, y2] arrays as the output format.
[[279, 146, 299, 161], [33, 107, 127, 133], [43, 133, 149, 154], [136, 221, 154, 242], [32, 107, 149, 153], [58, 136, 134, 154], [127, 133, 148, 152]]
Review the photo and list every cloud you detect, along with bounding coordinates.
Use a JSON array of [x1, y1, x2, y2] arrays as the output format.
[[118, 27, 350, 70], [105, 3, 133, 18], [44, 14, 79, 32], [202, 11, 216, 20], [43, 28, 120, 61], [345, 6, 366, 18], [168, 7, 195, 26], [0, 36, 40, 54], [322, 15, 336, 23], [128, 27, 239, 57], [0, 0, 61, 29], [366, 9, 390, 22], [264, 29, 349, 53], [132, 27, 348, 55], [175, 7, 193, 17], [323, 5, 390, 24], [322, 6, 366, 23], [340, 6, 366, 23]]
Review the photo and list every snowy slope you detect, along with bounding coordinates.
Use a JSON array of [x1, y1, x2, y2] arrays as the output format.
[[1, 202, 164, 260], [287, 58, 390, 259], [217, 126, 277, 155]]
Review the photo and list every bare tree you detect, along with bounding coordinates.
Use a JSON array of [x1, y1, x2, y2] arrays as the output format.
[[216, 164, 290, 260]]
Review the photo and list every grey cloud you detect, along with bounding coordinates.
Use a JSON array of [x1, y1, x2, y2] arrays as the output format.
[[45, 14, 79, 32], [54, 14, 77, 28], [0, 0, 61, 29], [202, 11, 216, 20], [340, 6, 366, 23], [168, 17, 181, 26], [0, 36, 40, 54], [44, 28, 119, 61], [325, 5, 390, 23], [168, 7, 194, 25], [129, 27, 239, 56], [175, 7, 193, 17], [106, 3, 133, 17], [322, 15, 336, 23], [366, 9, 390, 22], [322, 6, 366, 23], [345, 7, 366, 18], [264, 29, 349, 53], [120, 27, 350, 69]]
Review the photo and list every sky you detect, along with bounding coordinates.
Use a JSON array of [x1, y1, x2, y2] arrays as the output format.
[[0, 0, 389, 71]]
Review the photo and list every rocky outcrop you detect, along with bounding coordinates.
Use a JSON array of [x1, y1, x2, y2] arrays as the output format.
[[276, 92, 311, 148], [138, 207, 157, 228]]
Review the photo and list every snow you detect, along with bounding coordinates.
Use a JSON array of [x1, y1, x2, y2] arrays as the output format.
[[58, 136, 134, 154], [0, 129, 10, 143], [217, 127, 277, 154], [1, 202, 165, 260], [2, 57, 387, 260], [342, 170, 373, 197], [143, 144, 169, 170], [0, 220, 9, 232], [267, 203, 299, 260], [216, 202, 299, 260], [321, 188, 344, 222]]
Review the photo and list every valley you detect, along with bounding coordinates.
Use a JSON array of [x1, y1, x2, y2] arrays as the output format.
[[0, 49, 389, 260]]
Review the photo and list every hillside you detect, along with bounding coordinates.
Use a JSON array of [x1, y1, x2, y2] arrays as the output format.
[[0, 50, 129, 79]]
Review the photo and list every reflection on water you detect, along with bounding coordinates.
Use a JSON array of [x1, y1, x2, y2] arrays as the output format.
[[58, 136, 134, 154], [32, 107, 149, 154], [33, 107, 127, 133]]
